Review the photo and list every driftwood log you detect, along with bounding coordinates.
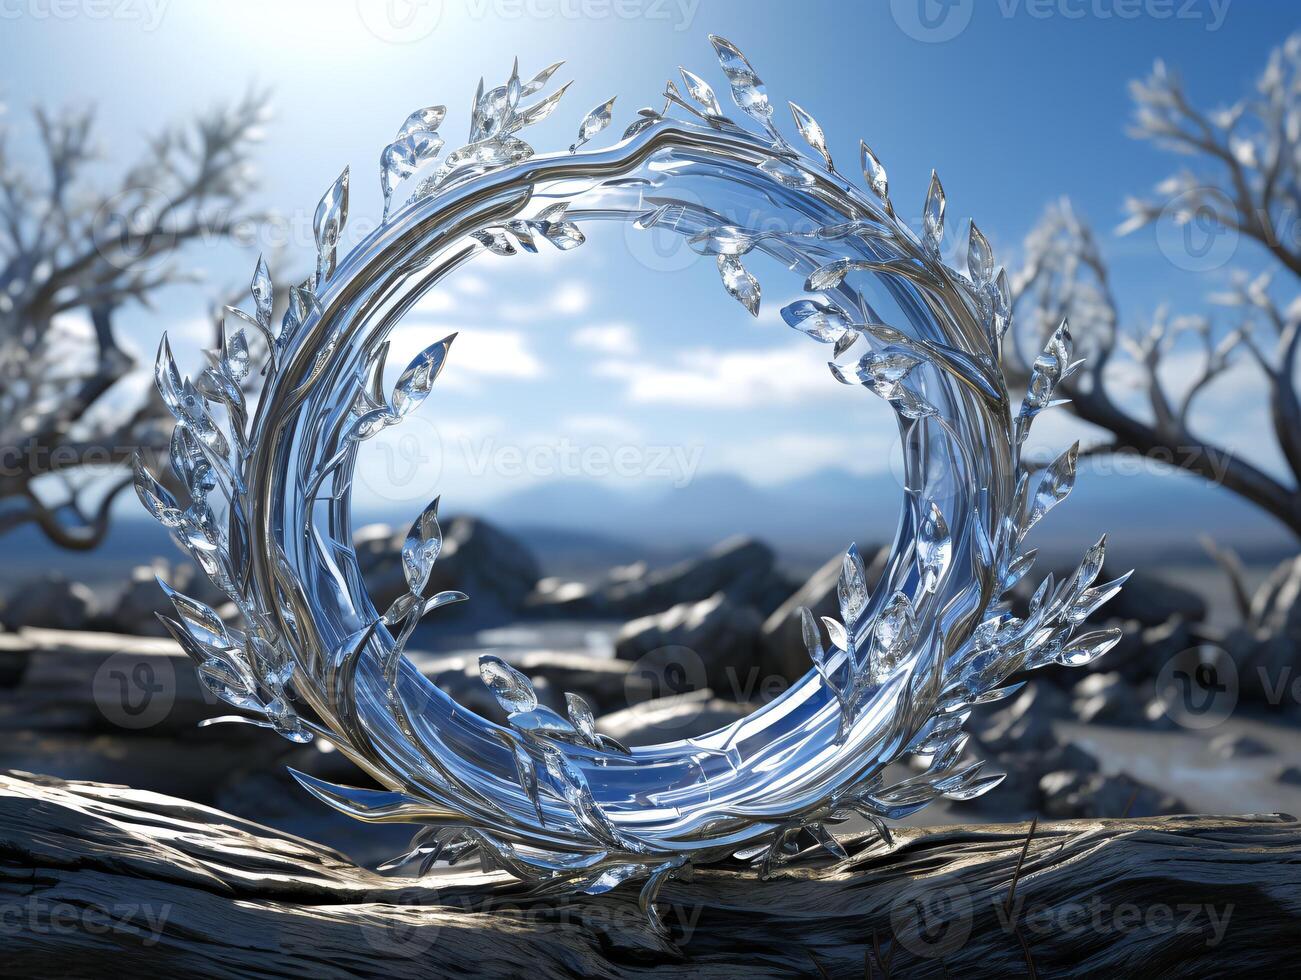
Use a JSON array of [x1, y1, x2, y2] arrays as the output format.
[[0, 770, 1298, 978]]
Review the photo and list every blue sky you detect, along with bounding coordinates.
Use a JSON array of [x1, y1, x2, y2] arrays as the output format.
[[2, 0, 1296, 528]]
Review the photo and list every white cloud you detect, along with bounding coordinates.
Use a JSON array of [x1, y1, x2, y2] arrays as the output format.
[[709, 431, 892, 482], [454, 274, 488, 296], [411, 289, 455, 316], [594, 343, 837, 407], [571, 322, 638, 356], [551, 281, 590, 315], [561, 415, 642, 440], [490, 281, 591, 324]]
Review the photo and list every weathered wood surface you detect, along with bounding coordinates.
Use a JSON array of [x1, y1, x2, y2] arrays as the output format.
[[1, 770, 1298, 978]]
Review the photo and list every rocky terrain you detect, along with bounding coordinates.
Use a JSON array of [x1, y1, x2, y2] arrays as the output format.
[[3, 515, 1301, 866]]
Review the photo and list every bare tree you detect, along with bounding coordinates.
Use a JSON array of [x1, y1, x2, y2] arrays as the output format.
[[1011, 34, 1301, 539], [0, 91, 268, 548]]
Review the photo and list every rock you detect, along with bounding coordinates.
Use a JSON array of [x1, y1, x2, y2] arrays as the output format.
[[1102, 568, 1207, 627], [970, 681, 1070, 753], [525, 538, 799, 621], [758, 546, 887, 684], [1209, 732, 1273, 759], [614, 592, 763, 701], [1277, 765, 1301, 786], [1039, 770, 1186, 819], [1072, 671, 1149, 726], [960, 740, 1099, 817], [1228, 554, 1301, 703], [595, 688, 751, 744], [1133, 617, 1193, 678], [0, 626, 235, 737], [356, 516, 541, 622], [0, 573, 97, 631]]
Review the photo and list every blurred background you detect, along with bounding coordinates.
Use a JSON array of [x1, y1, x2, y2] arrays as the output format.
[[2, 0, 1300, 864]]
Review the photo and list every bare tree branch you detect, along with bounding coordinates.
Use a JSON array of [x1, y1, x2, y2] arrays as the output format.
[[0, 91, 270, 549], [1011, 34, 1301, 539]]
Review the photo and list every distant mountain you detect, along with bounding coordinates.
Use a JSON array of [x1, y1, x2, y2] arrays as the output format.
[[2, 462, 1292, 598], [485, 467, 902, 568], [483, 462, 1296, 572]]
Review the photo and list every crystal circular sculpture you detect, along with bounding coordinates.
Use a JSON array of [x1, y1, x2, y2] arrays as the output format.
[[135, 36, 1124, 925]]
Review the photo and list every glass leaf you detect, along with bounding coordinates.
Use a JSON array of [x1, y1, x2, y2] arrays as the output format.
[[522, 60, 564, 98], [967, 221, 994, 286], [479, 654, 538, 714], [708, 34, 771, 120], [806, 259, 853, 291], [800, 606, 827, 668], [509, 81, 572, 134], [401, 494, 442, 595], [313, 167, 350, 282], [859, 140, 888, 202], [158, 577, 229, 649], [565, 692, 601, 747], [222, 326, 250, 382], [1020, 320, 1073, 432], [1056, 627, 1123, 667], [856, 350, 921, 397], [782, 299, 852, 343], [397, 105, 446, 138], [891, 387, 938, 420], [822, 616, 849, 652], [678, 67, 723, 116], [918, 501, 952, 586], [1068, 571, 1131, 625], [943, 772, 1005, 801], [868, 592, 916, 685], [543, 220, 585, 250], [838, 543, 870, 627], [571, 96, 616, 151], [392, 332, 456, 417], [132, 453, 183, 528], [923, 170, 945, 254], [1022, 442, 1079, 537], [541, 745, 630, 850], [788, 101, 832, 169], [472, 228, 517, 255], [381, 132, 445, 218], [717, 254, 761, 316], [250, 255, 273, 327]]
